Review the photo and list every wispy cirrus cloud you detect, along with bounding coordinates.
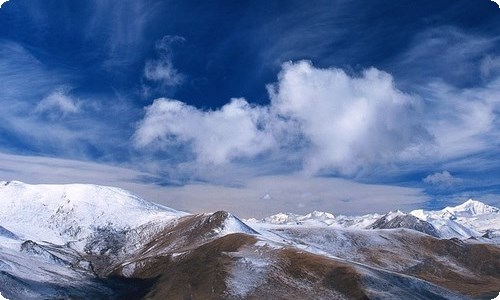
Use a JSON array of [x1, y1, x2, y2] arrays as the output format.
[[0, 152, 429, 217], [86, 0, 153, 69], [0, 40, 133, 159], [144, 35, 185, 87], [34, 88, 81, 117], [393, 27, 500, 88]]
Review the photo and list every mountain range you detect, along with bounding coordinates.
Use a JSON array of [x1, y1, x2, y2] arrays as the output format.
[[0, 181, 498, 299]]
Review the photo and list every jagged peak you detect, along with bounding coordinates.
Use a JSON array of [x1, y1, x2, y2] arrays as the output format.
[[446, 199, 499, 215], [304, 211, 335, 219]]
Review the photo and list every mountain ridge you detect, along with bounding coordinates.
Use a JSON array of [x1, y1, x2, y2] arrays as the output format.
[[0, 181, 498, 299]]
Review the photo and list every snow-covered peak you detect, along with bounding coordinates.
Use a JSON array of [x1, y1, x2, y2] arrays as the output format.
[[213, 212, 258, 236], [384, 210, 406, 222], [409, 199, 499, 240], [0, 181, 187, 247], [304, 211, 335, 220], [445, 199, 499, 216], [411, 199, 499, 220], [262, 212, 299, 225], [255, 211, 336, 226]]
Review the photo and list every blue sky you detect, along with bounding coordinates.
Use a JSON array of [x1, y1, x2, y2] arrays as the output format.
[[0, 0, 499, 217]]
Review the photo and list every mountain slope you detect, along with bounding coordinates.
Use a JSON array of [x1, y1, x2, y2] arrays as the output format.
[[410, 199, 500, 241], [0, 182, 498, 299], [0, 180, 186, 248]]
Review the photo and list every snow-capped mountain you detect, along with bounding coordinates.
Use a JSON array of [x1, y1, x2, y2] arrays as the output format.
[[253, 199, 500, 242], [0, 182, 499, 299], [0, 180, 186, 249], [254, 210, 337, 226], [410, 199, 500, 240]]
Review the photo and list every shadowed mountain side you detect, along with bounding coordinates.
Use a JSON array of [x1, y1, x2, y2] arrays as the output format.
[[369, 214, 440, 237], [258, 226, 500, 299]]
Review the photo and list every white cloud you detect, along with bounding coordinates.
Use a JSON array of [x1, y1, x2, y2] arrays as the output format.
[[268, 61, 429, 174], [134, 60, 500, 181], [491, 0, 500, 8], [86, 0, 151, 69], [423, 171, 461, 186], [134, 98, 277, 164], [135, 61, 430, 175], [0, 0, 8, 8], [423, 79, 500, 159], [395, 27, 496, 85], [35, 88, 81, 117], [144, 35, 185, 87]]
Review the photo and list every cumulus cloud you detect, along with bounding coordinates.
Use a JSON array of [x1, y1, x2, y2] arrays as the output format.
[[0, 0, 8, 8], [34, 88, 81, 117], [423, 171, 461, 187], [268, 61, 429, 174], [135, 60, 430, 175], [144, 35, 185, 87], [134, 59, 500, 178], [134, 98, 277, 164]]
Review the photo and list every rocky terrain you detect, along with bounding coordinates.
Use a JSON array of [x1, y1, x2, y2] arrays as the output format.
[[0, 181, 498, 299]]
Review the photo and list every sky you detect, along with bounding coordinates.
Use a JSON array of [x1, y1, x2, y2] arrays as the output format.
[[0, 0, 499, 217]]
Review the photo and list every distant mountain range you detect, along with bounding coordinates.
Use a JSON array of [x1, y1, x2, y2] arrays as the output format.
[[248, 199, 500, 242], [0, 181, 498, 299]]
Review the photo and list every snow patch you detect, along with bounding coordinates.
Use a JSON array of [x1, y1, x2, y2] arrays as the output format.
[[122, 262, 136, 277], [226, 250, 270, 297]]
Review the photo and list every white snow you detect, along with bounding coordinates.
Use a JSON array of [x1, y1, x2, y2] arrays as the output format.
[[255, 210, 338, 227], [410, 199, 500, 240], [253, 199, 499, 242], [214, 213, 257, 236], [121, 262, 136, 277], [0, 181, 187, 249], [0, 181, 496, 299], [226, 247, 271, 297]]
